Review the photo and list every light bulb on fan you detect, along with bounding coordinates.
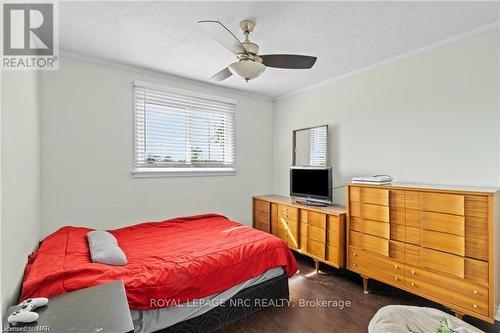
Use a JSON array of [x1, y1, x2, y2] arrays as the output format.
[[228, 60, 266, 82]]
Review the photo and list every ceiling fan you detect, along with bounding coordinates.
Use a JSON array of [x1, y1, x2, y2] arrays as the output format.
[[198, 19, 317, 82]]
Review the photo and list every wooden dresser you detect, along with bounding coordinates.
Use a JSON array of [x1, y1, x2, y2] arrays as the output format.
[[346, 183, 498, 323], [253, 195, 347, 271]]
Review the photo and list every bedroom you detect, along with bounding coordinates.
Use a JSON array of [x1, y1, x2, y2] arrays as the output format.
[[1, 1, 500, 332]]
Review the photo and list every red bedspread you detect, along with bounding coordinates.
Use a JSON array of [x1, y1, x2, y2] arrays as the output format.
[[20, 214, 298, 310]]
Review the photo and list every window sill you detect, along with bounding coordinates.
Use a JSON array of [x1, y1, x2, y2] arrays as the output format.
[[131, 167, 237, 178]]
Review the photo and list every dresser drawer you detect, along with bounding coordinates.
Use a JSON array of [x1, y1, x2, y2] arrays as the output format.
[[422, 193, 465, 216], [422, 229, 464, 256], [405, 226, 420, 245], [349, 186, 360, 202], [289, 218, 299, 233], [389, 190, 405, 207], [405, 209, 421, 228], [350, 202, 361, 217], [277, 228, 288, 242], [308, 211, 326, 228], [327, 246, 338, 263], [389, 240, 405, 262], [465, 258, 489, 286], [420, 248, 464, 278], [350, 217, 389, 239], [405, 279, 488, 317], [465, 195, 489, 218], [405, 265, 488, 305], [405, 273, 488, 317], [350, 231, 389, 256], [278, 205, 298, 221], [254, 199, 270, 213], [465, 215, 489, 261], [390, 206, 406, 225], [404, 243, 421, 266], [422, 211, 464, 236], [405, 191, 422, 209], [278, 220, 298, 238], [360, 203, 390, 222], [348, 246, 404, 287], [308, 225, 326, 244], [287, 236, 299, 249], [327, 228, 339, 247], [254, 209, 270, 225], [255, 222, 269, 233], [390, 223, 405, 242], [308, 239, 325, 259], [360, 188, 389, 206], [327, 215, 339, 231]]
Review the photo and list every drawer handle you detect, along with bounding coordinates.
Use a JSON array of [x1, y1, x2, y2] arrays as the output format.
[[394, 277, 399, 281], [394, 264, 399, 269], [473, 304, 478, 309], [410, 270, 415, 275], [353, 263, 358, 267], [411, 282, 415, 287], [353, 252, 358, 256], [473, 290, 478, 295]]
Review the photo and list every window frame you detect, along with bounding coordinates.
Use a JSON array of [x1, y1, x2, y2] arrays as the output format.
[[131, 81, 237, 178]]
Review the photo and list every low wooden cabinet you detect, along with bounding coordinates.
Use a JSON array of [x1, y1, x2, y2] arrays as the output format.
[[253, 195, 347, 269], [346, 183, 497, 323]]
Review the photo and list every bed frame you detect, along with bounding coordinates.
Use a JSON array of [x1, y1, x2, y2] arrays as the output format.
[[155, 273, 289, 333]]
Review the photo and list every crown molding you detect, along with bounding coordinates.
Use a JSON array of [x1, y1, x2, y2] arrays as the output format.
[[58, 50, 274, 102], [274, 21, 500, 102]]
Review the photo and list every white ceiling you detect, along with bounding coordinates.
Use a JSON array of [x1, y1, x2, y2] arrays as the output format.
[[59, 1, 499, 98]]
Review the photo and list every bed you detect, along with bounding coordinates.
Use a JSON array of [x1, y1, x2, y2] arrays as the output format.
[[20, 214, 298, 332]]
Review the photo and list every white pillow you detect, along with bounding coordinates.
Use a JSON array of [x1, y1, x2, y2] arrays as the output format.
[[87, 230, 127, 266]]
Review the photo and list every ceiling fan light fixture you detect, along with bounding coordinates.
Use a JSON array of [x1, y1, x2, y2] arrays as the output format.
[[228, 60, 265, 81]]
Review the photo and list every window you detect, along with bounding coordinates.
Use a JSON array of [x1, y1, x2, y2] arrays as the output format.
[[133, 81, 236, 177], [309, 126, 327, 166]]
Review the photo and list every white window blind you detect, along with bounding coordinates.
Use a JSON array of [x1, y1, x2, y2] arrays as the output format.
[[134, 82, 236, 175], [309, 126, 327, 166]]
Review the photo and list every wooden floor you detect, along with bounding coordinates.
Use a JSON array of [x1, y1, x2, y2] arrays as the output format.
[[222, 253, 500, 333]]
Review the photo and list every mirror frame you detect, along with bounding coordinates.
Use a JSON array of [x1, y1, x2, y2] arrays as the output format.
[[292, 124, 328, 166]]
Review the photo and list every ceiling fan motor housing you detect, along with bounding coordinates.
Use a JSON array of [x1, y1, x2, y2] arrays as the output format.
[[242, 41, 259, 55]]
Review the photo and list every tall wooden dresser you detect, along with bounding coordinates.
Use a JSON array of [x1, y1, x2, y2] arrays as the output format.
[[346, 183, 498, 322], [253, 195, 347, 271]]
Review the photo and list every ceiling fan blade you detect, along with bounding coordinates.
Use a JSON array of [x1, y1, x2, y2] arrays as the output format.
[[210, 67, 232, 81], [260, 54, 317, 69], [198, 20, 248, 56]]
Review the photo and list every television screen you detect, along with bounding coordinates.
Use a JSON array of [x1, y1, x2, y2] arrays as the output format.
[[290, 167, 331, 202]]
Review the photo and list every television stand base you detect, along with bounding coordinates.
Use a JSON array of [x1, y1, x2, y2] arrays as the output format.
[[295, 199, 328, 207]]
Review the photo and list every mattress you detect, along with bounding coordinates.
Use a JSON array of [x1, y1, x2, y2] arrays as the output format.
[[131, 267, 284, 333], [21, 214, 298, 310]]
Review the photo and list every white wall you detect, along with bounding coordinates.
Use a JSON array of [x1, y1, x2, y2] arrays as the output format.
[[1, 71, 41, 312], [273, 28, 500, 205], [39, 57, 274, 236]]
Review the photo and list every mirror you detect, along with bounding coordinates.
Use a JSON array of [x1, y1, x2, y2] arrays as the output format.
[[293, 125, 328, 166]]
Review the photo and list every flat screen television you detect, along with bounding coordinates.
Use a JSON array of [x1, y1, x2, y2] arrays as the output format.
[[290, 166, 332, 206]]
